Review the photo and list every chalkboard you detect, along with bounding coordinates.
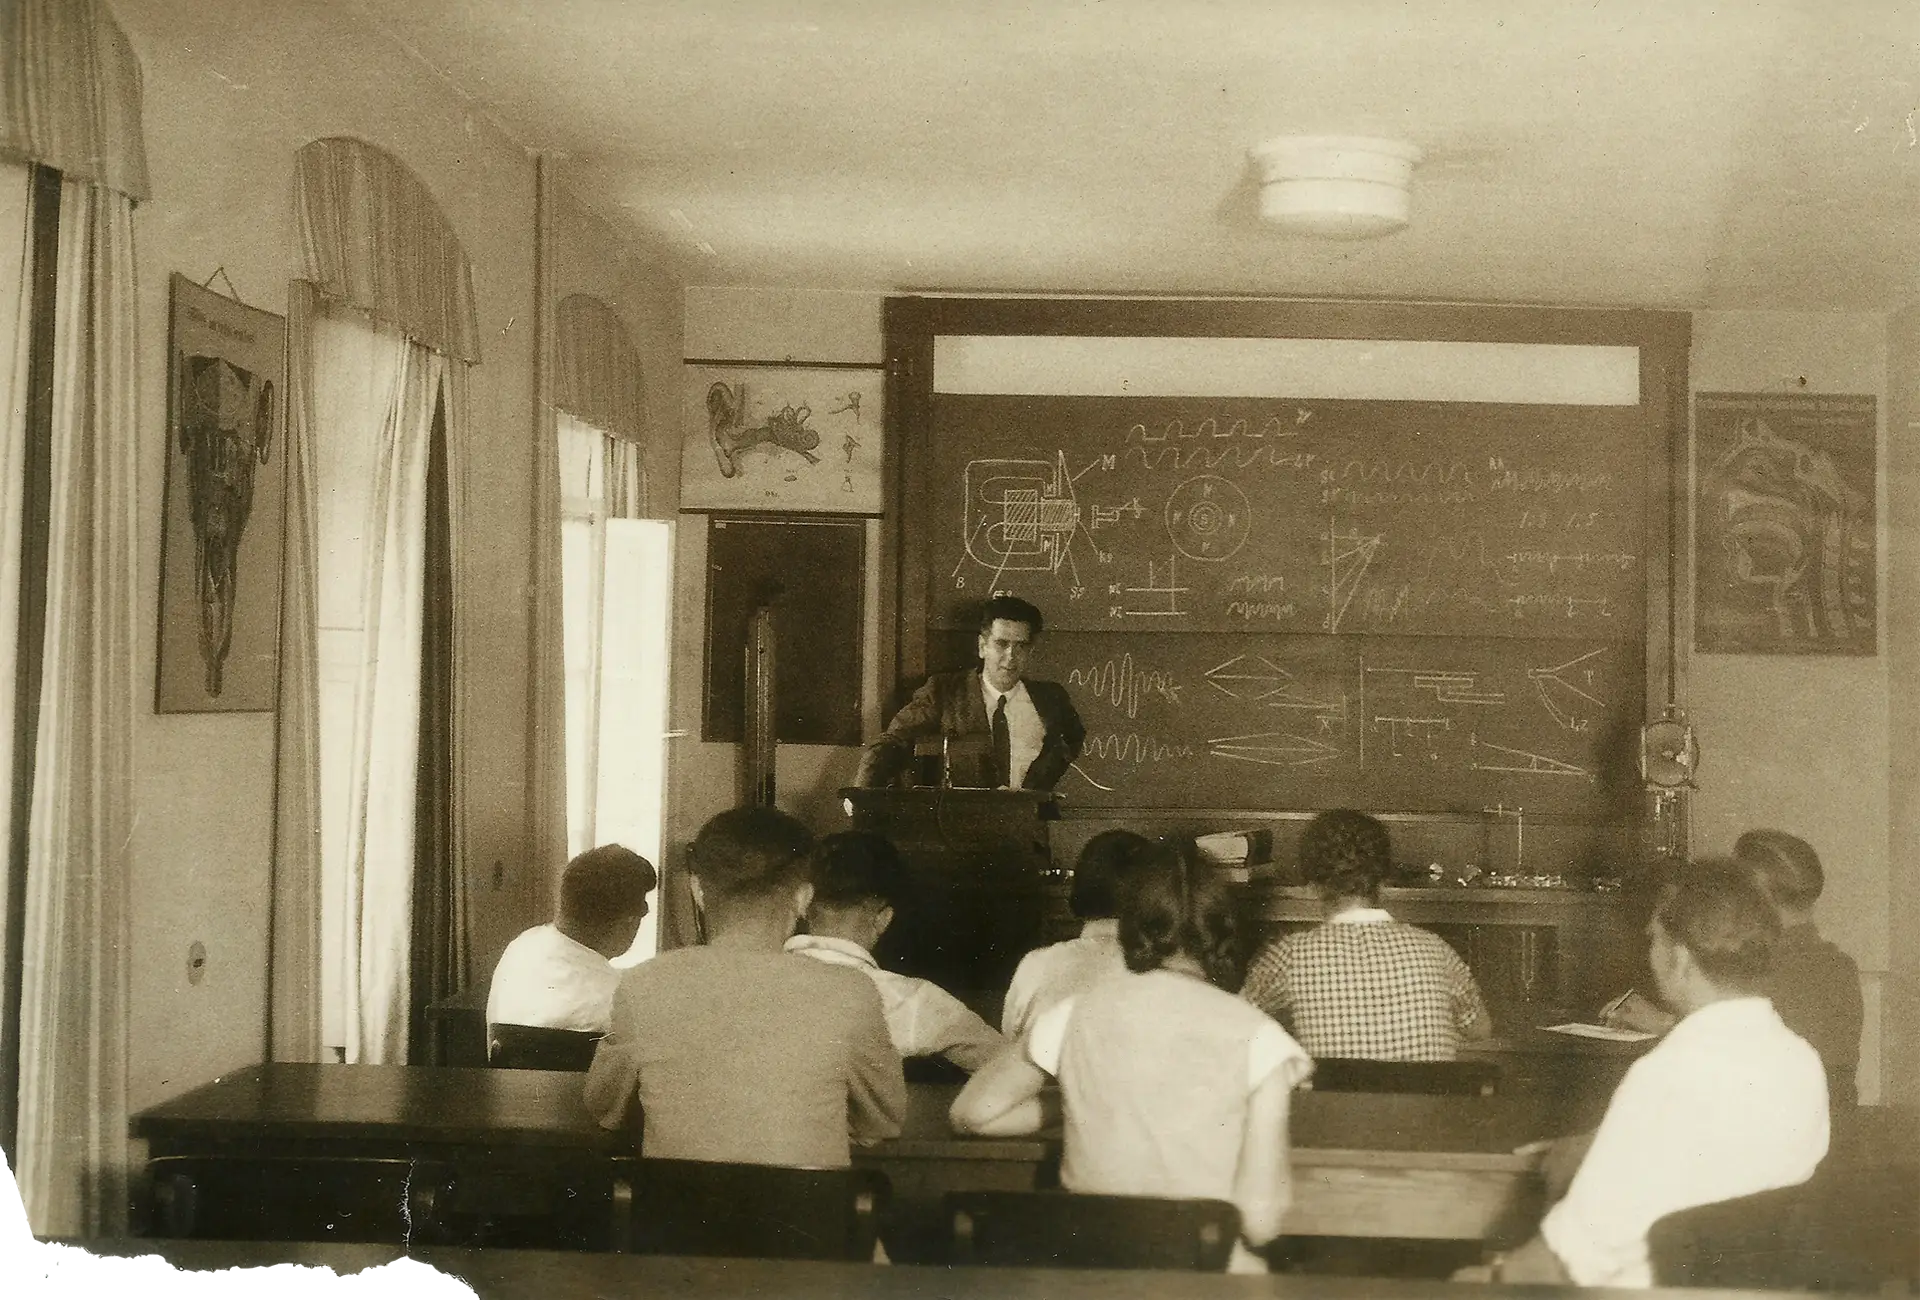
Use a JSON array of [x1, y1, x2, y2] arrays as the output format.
[[1020, 631, 1643, 813], [887, 298, 1685, 820], [928, 395, 1645, 639]]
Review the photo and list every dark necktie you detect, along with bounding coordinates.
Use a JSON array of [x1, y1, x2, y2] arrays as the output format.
[[990, 694, 1012, 788]]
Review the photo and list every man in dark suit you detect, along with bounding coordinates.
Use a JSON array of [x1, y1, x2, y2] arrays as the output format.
[[857, 594, 1086, 791]]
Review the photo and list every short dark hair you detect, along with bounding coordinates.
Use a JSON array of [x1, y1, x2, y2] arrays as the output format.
[[978, 594, 1044, 639], [1117, 840, 1245, 991], [689, 806, 814, 905], [1656, 859, 1780, 992], [557, 844, 656, 927], [1070, 829, 1153, 919], [808, 831, 905, 910], [1734, 829, 1824, 912], [1298, 809, 1393, 900]]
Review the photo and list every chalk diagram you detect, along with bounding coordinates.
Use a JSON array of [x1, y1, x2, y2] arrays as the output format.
[[1355, 654, 1601, 779], [1527, 647, 1606, 732], [1200, 652, 1348, 767], [962, 453, 1089, 582], [1111, 555, 1188, 618], [1469, 735, 1592, 779], [1165, 475, 1251, 562], [1326, 518, 1384, 633]]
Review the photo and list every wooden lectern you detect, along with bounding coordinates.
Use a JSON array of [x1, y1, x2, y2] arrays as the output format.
[[840, 786, 1063, 1002]]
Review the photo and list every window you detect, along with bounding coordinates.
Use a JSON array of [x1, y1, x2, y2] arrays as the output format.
[[556, 411, 670, 963]]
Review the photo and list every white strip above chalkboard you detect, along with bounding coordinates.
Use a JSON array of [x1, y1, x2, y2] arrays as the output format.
[[933, 335, 1640, 405]]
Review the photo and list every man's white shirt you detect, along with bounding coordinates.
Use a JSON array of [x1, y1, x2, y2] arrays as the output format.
[[981, 677, 1045, 789], [786, 933, 1005, 1071], [486, 923, 619, 1033], [1001, 918, 1126, 1041], [1541, 995, 1829, 1288]]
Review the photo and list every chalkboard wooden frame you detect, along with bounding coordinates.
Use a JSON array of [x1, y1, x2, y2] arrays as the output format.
[[879, 297, 1690, 832]]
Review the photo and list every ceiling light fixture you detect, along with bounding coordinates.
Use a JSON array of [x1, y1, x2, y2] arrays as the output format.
[[1249, 135, 1424, 239]]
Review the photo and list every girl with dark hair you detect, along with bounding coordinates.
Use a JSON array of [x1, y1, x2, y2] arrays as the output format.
[[951, 841, 1311, 1273], [1241, 810, 1492, 1060]]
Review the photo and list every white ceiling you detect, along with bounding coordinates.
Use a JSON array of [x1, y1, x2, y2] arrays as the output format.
[[359, 0, 1920, 310]]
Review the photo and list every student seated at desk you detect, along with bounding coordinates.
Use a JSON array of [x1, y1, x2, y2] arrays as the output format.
[[786, 831, 1005, 1073], [1603, 831, 1862, 1110], [1000, 829, 1151, 1041], [583, 808, 906, 1166], [1241, 810, 1491, 1060], [486, 843, 656, 1034], [951, 841, 1312, 1274], [1472, 862, 1829, 1289]]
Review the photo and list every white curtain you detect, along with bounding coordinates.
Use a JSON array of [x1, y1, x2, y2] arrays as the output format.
[[556, 414, 648, 858], [0, 164, 30, 1026], [13, 175, 137, 1235], [310, 302, 442, 1063]]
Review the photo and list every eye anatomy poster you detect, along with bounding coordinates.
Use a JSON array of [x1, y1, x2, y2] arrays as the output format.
[[1694, 392, 1876, 655], [680, 363, 884, 514]]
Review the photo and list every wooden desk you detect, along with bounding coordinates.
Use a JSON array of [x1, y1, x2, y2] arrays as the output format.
[[71, 1240, 1788, 1298], [858, 1084, 1572, 1248], [131, 1064, 627, 1243], [133, 1063, 618, 1156], [133, 1066, 1563, 1249], [1461, 1025, 1654, 1114]]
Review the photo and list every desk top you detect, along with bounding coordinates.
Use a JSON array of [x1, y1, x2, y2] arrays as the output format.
[[876, 1083, 1570, 1173], [67, 1240, 1790, 1299], [132, 1067, 1566, 1172], [131, 1064, 621, 1151]]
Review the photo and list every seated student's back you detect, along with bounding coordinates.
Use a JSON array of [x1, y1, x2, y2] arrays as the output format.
[[1242, 810, 1490, 1060], [583, 807, 905, 1168], [487, 844, 656, 1034], [787, 831, 1006, 1073], [953, 842, 1311, 1274], [1735, 829, 1863, 1109], [1001, 829, 1149, 1041]]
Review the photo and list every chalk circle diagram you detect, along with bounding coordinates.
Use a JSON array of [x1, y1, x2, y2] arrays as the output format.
[[1164, 475, 1250, 562]]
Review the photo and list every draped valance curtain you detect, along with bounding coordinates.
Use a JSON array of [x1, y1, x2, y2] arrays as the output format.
[[0, 0, 151, 201], [555, 293, 644, 442], [0, 0, 145, 1237], [292, 137, 481, 365], [272, 137, 475, 1066]]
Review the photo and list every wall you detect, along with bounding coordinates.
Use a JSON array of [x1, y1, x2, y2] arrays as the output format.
[[1687, 311, 1890, 1104], [664, 289, 885, 938], [115, 0, 541, 1107], [1885, 303, 1920, 1105]]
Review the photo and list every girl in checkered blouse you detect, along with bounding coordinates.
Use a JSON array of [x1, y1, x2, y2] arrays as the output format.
[[952, 840, 1312, 1272], [1241, 810, 1492, 1060]]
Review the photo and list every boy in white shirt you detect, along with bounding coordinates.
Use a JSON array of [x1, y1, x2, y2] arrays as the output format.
[[1468, 861, 1828, 1288], [786, 831, 1005, 1073], [487, 844, 656, 1034]]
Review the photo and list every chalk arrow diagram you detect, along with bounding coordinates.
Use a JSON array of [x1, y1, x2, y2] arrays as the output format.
[[1204, 653, 1291, 700], [1206, 731, 1343, 767], [1204, 653, 1345, 718]]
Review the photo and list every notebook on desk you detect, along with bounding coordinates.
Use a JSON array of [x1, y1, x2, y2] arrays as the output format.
[[1542, 1022, 1657, 1042]]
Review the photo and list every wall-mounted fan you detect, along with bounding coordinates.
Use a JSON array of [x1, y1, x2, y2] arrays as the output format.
[[1640, 706, 1698, 860]]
